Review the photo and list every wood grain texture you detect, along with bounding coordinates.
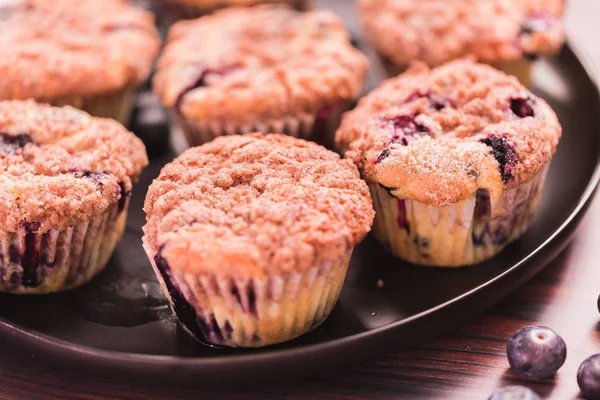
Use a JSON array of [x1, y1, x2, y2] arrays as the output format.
[[0, 0, 598, 399]]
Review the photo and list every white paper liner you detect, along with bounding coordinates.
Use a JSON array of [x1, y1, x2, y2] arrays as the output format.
[[379, 54, 533, 87], [0, 199, 130, 294], [144, 241, 352, 347], [45, 88, 137, 125], [169, 103, 346, 153], [369, 166, 549, 267]]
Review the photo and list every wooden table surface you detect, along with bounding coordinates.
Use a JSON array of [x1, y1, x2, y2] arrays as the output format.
[[1, 1, 599, 399]]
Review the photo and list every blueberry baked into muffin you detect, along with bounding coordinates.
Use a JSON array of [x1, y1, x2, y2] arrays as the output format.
[[0, 0, 161, 124], [143, 133, 374, 347], [159, 0, 308, 21], [153, 5, 368, 150], [0, 100, 148, 294], [336, 60, 562, 267], [357, 0, 567, 85]]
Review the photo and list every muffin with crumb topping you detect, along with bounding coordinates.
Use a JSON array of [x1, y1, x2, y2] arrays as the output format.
[[143, 133, 374, 347], [0, 100, 148, 294], [357, 0, 567, 85], [0, 0, 161, 124], [159, 0, 308, 21], [336, 60, 561, 267], [153, 5, 367, 151]]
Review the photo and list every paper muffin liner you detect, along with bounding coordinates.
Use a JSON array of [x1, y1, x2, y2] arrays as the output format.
[[144, 241, 352, 347], [369, 166, 549, 267], [170, 103, 347, 153], [160, 0, 309, 23], [494, 58, 534, 88], [0, 198, 130, 294], [45, 88, 137, 125], [379, 55, 534, 87]]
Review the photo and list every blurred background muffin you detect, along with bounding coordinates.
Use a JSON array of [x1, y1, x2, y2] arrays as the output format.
[[0, 0, 161, 124], [153, 5, 367, 151], [0, 100, 148, 294], [336, 60, 562, 267], [357, 0, 567, 86]]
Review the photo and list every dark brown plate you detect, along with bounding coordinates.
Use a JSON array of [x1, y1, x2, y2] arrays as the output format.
[[0, 0, 599, 387]]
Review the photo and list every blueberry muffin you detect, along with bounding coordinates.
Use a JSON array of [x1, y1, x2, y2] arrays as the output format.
[[358, 0, 566, 85], [336, 60, 561, 267], [159, 0, 308, 21], [143, 133, 374, 347], [0, 0, 161, 124], [0, 100, 148, 293], [153, 5, 368, 150]]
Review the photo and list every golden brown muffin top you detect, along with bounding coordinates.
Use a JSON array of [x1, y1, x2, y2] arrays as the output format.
[[336, 60, 562, 206], [0, 0, 161, 100], [153, 5, 368, 125], [358, 0, 566, 67], [0, 100, 148, 233], [143, 133, 374, 277]]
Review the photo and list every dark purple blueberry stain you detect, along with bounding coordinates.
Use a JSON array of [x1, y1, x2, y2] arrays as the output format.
[[209, 315, 224, 342], [373, 148, 391, 165], [21, 230, 40, 287], [230, 281, 242, 305], [472, 224, 510, 247], [252, 333, 261, 342], [404, 90, 454, 111], [311, 104, 335, 145], [473, 189, 491, 220], [518, 13, 555, 60], [175, 66, 232, 113], [9, 272, 19, 288], [510, 97, 535, 118], [380, 114, 430, 146], [247, 284, 258, 317], [397, 199, 410, 233], [117, 182, 130, 213], [519, 13, 554, 36], [224, 321, 233, 339], [412, 235, 430, 258], [8, 244, 20, 264], [0, 132, 34, 154], [480, 134, 518, 183], [154, 247, 211, 344], [20, 221, 40, 233], [378, 183, 397, 198], [70, 169, 109, 185]]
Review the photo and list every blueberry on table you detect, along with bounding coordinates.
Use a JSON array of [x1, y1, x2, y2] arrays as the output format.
[[488, 385, 540, 400], [506, 326, 567, 379], [578, 354, 600, 399]]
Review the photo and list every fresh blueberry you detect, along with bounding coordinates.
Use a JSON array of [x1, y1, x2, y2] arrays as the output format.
[[488, 386, 540, 400], [404, 90, 453, 111], [481, 134, 518, 182], [381, 114, 429, 146], [374, 148, 391, 164], [506, 326, 567, 379], [70, 169, 109, 184], [117, 182, 130, 213], [578, 354, 600, 399], [520, 13, 553, 36], [175, 66, 232, 112], [0, 132, 34, 154], [510, 97, 535, 118]]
